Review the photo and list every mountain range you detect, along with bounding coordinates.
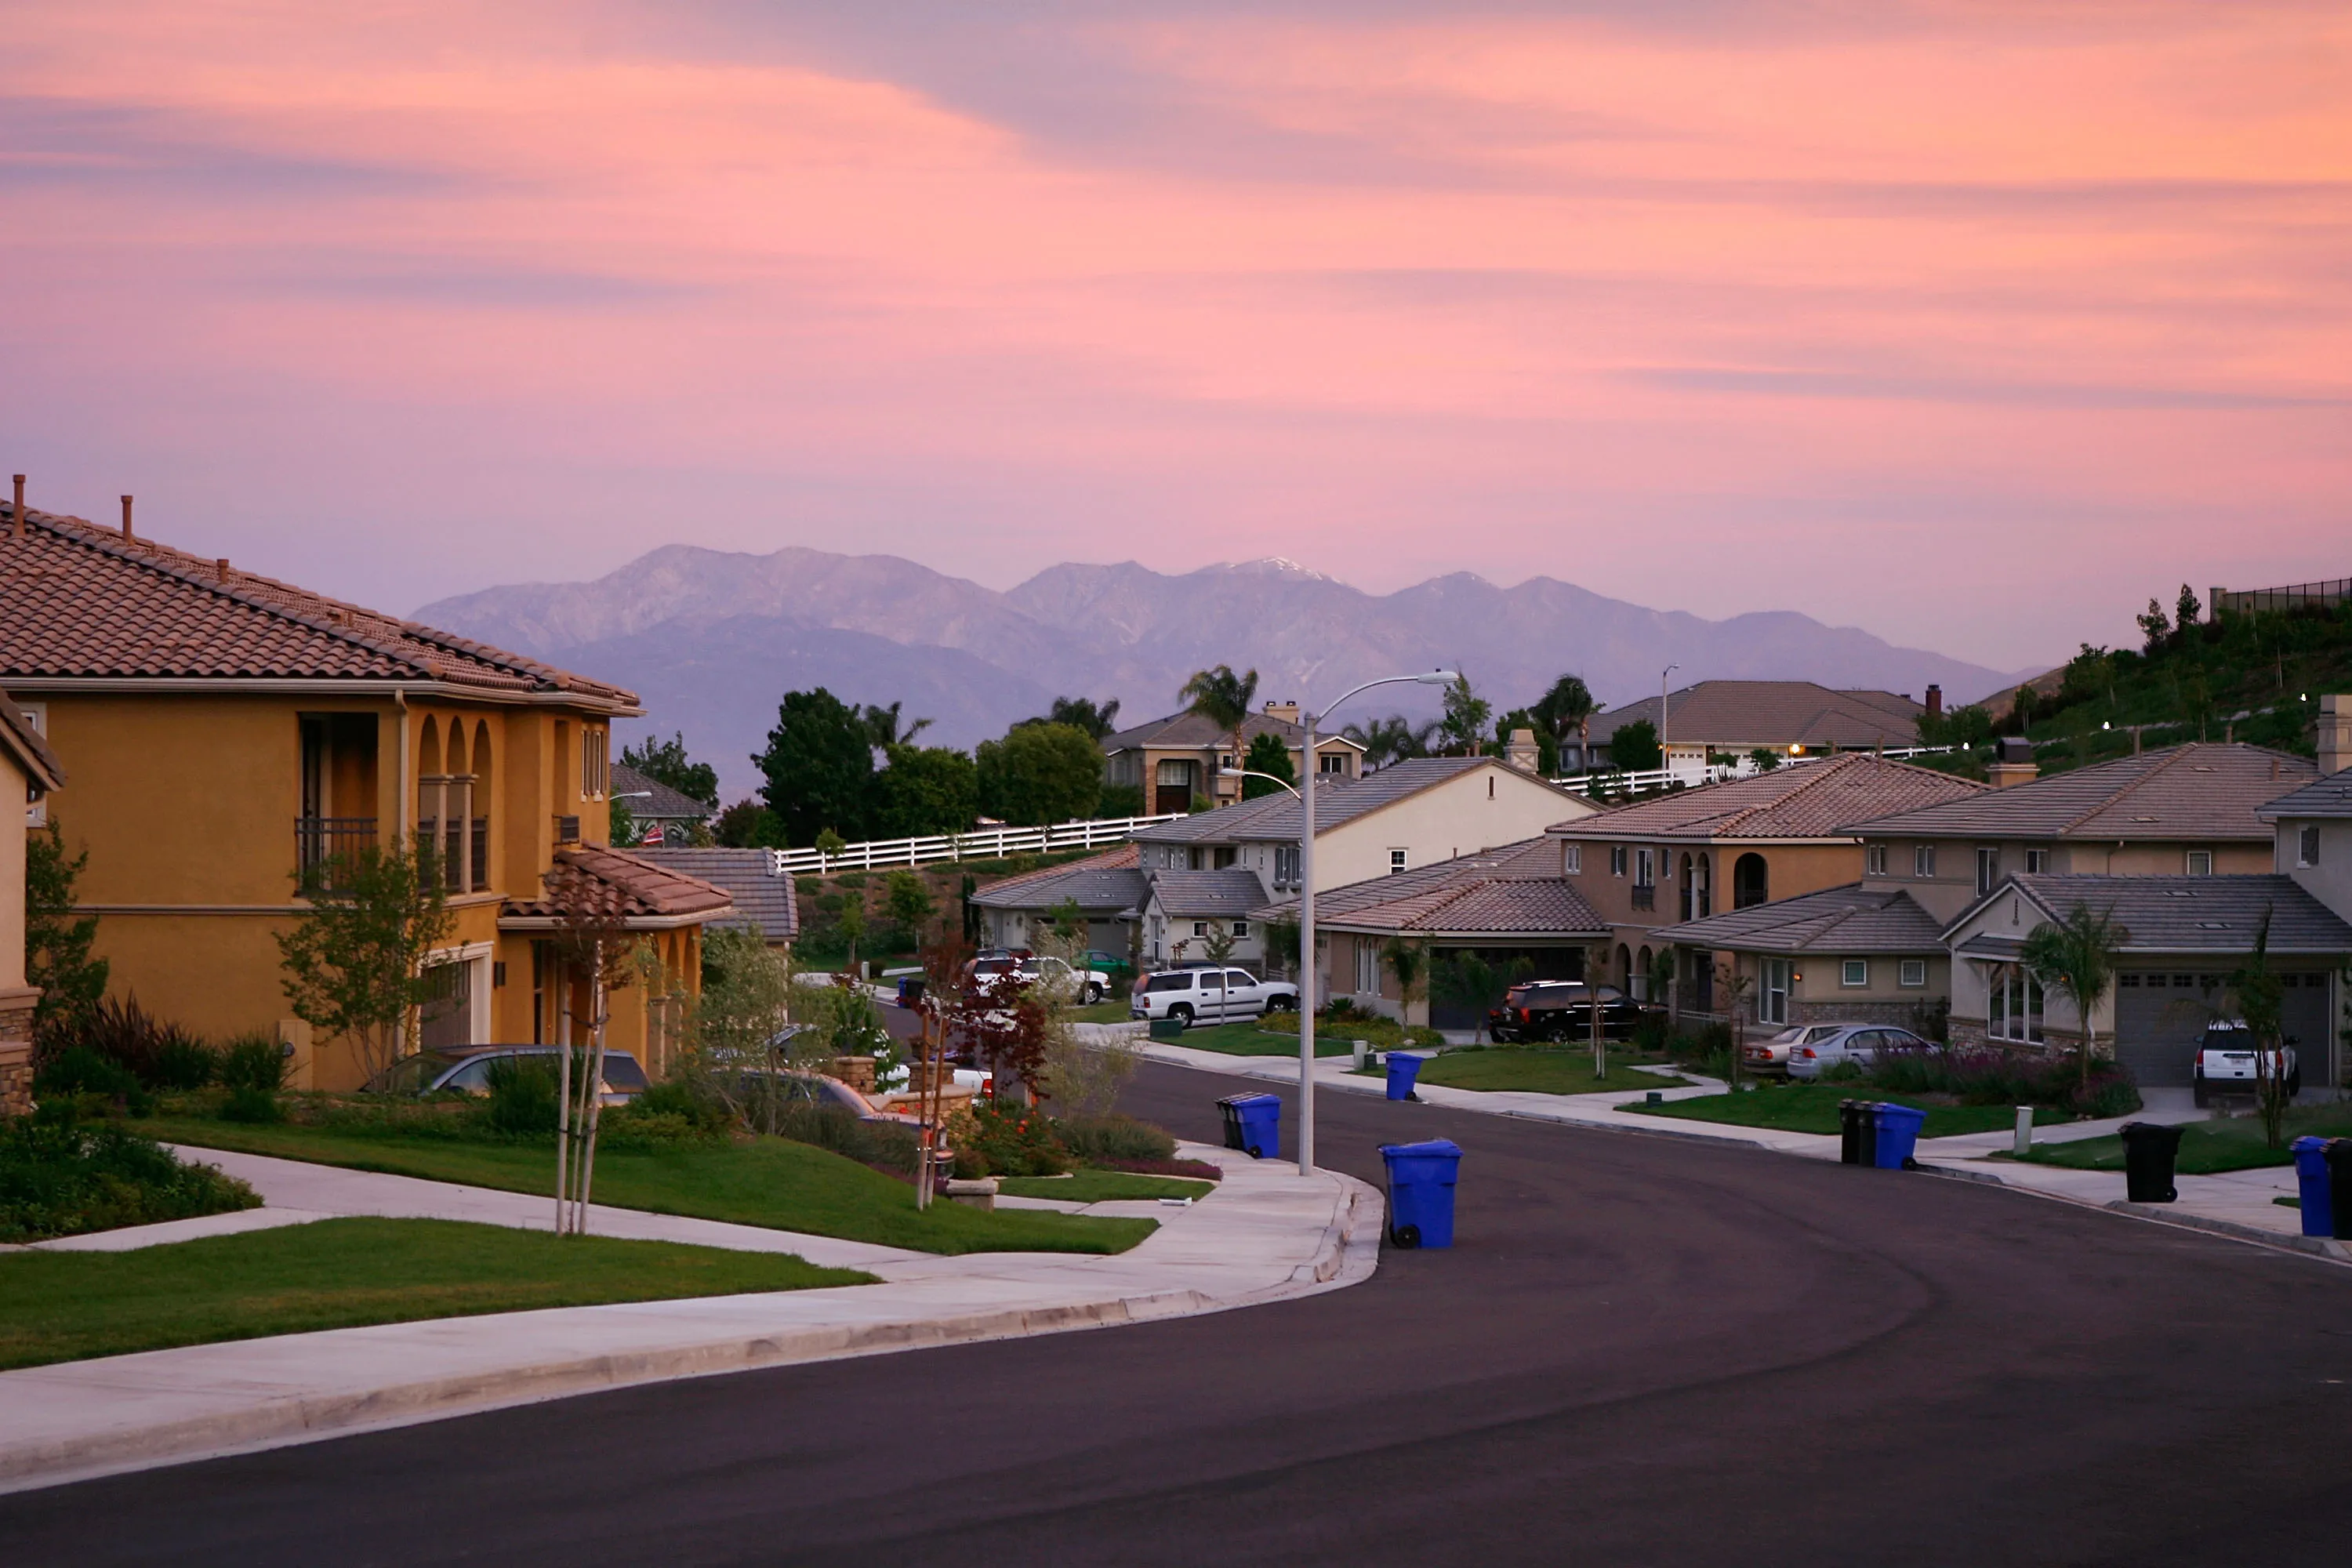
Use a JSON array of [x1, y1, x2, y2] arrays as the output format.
[[415, 549, 2022, 799]]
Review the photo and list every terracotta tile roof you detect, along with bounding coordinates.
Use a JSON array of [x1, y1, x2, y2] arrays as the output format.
[[631, 848, 797, 942], [1586, 681, 1925, 750], [0, 503, 635, 706], [1553, 753, 1986, 841], [501, 846, 733, 927], [0, 689, 63, 791], [1850, 743, 2316, 843], [1255, 838, 1606, 938], [1650, 883, 1946, 953]]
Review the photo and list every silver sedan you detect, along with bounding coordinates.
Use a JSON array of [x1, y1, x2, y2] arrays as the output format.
[[1784, 1025, 1932, 1081]]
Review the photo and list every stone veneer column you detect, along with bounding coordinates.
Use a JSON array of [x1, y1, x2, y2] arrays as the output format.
[[0, 985, 38, 1118]]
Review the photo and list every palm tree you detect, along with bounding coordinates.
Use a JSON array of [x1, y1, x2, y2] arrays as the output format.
[[2020, 902, 2127, 1090], [1534, 675, 1596, 771], [1178, 665, 1258, 799], [860, 701, 931, 750], [1020, 696, 1122, 740], [1344, 715, 1436, 771]]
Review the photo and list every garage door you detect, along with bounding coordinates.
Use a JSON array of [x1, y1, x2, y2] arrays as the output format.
[[2112, 971, 2223, 1088], [2285, 973, 2337, 1089]]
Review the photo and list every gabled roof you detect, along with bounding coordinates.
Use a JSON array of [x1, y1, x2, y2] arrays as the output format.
[[500, 846, 734, 929], [630, 848, 797, 942], [1850, 743, 2316, 844], [2256, 768, 2352, 822], [0, 691, 63, 793], [0, 503, 636, 707], [1552, 753, 1986, 842], [968, 846, 1150, 913], [612, 764, 713, 822], [1132, 757, 1558, 847], [1146, 869, 1269, 919], [1650, 883, 1945, 954], [1586, 681, 1924, 749], [1948, 873, 2352, 956], [1101, 709, 1365, 755], [1255, 838, 1606, 938]]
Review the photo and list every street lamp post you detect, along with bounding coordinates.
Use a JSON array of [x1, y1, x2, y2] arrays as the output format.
[[1284, 671, 1457, 1176], [1659, 664, 1679, 769]]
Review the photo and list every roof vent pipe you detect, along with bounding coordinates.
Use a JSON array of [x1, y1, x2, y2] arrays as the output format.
[[121, 495, 134, 540], [11, 474, 22, 540]]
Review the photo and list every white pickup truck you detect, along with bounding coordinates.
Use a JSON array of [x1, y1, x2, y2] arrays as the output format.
[[2191, 1020, 2299, 1107], [1130, 966, 1300, 1028]]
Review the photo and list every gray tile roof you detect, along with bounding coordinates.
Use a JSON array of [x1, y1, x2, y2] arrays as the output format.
[[630, 848, 797, 942], [2257, 768, 2352, 821], [968, 852, 1152, 915], [1148, 869, 1272, 918], [1976, 873, 2352, 956], [1101, 708, 1368, 757], [1849, 743, 2318, 843], [1553, 753, 1985, 841], [612, 763, 713, 822], [1587, 681, 1924, 749], [1127, 792, 1294, 844], [1649, 883, 1946, 954]]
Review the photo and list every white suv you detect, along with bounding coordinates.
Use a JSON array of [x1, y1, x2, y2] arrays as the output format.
[[1131, 967, 1300, 1028], [2192, 1021, 2298, 1106]]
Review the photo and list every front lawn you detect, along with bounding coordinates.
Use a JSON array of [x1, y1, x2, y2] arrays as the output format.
[[1160, 1022, 1350, 1058], [1069, 1000, 1137, 1025], [149, 1118, 1152, 1256], [2013, 1109, 2352, 1174], [1414, 1047, 1694, 1097], [0, 1216, 871, 1370], [997, 1170, 1215, 1202], [1626, 1084, 2070, 1139]]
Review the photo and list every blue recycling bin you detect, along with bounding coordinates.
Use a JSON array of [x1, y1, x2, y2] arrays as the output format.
[[1379, 1138, 1462, 1249], [2291, 1136, 2334, 1238], [1871, 1102, 1928, 1170], [1218, 1093, 1282, 1160], [1386, 1052, 1426, 1102]]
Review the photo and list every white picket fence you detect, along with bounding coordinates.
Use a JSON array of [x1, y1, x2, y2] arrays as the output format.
[[768, 813, 1181, 876], [1550, 746, 1958, 796]]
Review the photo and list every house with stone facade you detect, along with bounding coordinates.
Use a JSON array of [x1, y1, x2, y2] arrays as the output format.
[[1102, 702, 1367, 814]]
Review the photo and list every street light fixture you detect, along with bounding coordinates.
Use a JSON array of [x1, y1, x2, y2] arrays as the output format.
[[1217, 768, 1299, 798], [1287, 670, 1458, 1176]]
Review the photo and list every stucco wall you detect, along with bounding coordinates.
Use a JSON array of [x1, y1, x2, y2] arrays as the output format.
[[0, 747, 27, 993], [2279, 815, 2352, 927], [1871, 836, 2275, 924], [1309, 764, 1589, 890]]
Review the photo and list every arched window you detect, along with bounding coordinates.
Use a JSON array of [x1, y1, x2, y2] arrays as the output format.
[[1635, 945, 1653, 1000], [1697, 853, 1713, 919], [1678, 854, 1696, 921], [469, 720, 494, 891], [1614, 943, 1632, 988], [1733, 852, 1769, 909]]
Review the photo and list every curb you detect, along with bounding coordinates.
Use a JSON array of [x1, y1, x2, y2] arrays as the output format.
[[1911, 1160, 2352, 1266]]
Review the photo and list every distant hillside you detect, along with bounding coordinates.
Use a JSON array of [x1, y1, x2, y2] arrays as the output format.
[[418, 549, 2020, 797]]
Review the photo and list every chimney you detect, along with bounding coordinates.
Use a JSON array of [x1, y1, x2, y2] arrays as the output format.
[[2318, 695, 2352, 776], [1262, 700, 1301, 725], [10, 474, 22, 540], [1504, 728, 1540, 773], [121, 495, 134, 540], [1925, 684, 1943, 719], [1987, 735, 2039, 789]]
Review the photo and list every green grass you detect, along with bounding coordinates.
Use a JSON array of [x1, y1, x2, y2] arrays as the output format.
[[147, 1118, 1152, 1256], [1069, 1000, 1136, 1024], [1414, 1048, 1694, 1097], [2013, 1109, 2352, 1174], [1627, 1084, 2070, 1139], [997, 1170, 1215, 1202], [1162, 1022, 1350, 1057], [0, 1217, 872, 1371]]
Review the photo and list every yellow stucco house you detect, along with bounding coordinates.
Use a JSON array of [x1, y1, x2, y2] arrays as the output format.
[[1, 492, 730, 1090], [1, 689, 66, 1116]]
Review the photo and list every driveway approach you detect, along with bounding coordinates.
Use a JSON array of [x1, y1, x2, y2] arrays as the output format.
[[13, 1062, 2352, 1566]]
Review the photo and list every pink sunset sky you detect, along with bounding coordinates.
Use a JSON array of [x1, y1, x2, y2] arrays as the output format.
[[2, 0, 2346, 670]]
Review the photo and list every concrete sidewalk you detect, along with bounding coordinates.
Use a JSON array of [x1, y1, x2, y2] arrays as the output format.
[[0, 1142, 1381, 1495]]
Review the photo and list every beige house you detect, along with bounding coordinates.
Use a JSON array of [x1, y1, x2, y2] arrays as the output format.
[[2260, 699, 2352, 930], [1103, 702, 1366, 814], [1650, 883, 1951, 1033], [1584, 680, 1931, 775], [1, 692, 66, 1116]]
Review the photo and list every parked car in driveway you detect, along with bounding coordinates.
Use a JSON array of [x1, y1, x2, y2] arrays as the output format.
[[1742, 1023, 1846, 1078], [1486, 981, 1646, 1043], [2192, 1021, 2299, 1106], [1130, 967, 1299, 1027], [1784, 1025, 1933, 1081], [1014, 954, 1113, 1004], [368, 1045, 648, 1104]]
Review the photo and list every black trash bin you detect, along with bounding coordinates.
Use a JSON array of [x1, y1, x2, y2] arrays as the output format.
[[2119, 1121, 2183, 1204], [1218, 1097, 1244, 1152], [1838, 1099, 1875, 1168], [2325, 1139, 2352, 1242]]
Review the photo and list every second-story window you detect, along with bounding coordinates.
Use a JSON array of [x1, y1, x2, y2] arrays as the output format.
[[2185, 849, 2213, 876], [1562, 844, 1583, 875], [1914, 844, 1937, 878], [581, 727, 609, 800], [1866, 844, 1887, 876], [1388, 848, 1408, 875], [1319, 753, 1346, 775], [2299, 826, 2323, 868], [1976, 847, 2000, 896], [1275, 843, 1301, 885], [2027, 849, 2049, 873], [1610, 846, 1628, 877], [1635, 848, 1654, 887]]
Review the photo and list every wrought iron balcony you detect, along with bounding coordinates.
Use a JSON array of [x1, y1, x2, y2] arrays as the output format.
[[296, 817, 379, 891], [1630, 884, 1657, 911]]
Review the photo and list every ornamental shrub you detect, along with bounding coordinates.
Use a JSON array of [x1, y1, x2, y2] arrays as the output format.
[[220, 1084, 284, 1123], [960, 1098, 1069, 1177], [1055, 1113, 1175, 1164], [34, 1046, 151, 1114], [218, 1033, 286, 1092], [484, 1056, 561, 1136], [0, 1112, 259, 1243]]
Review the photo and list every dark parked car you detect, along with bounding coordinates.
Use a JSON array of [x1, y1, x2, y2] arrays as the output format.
[[1486, 981, 1646, 1043]]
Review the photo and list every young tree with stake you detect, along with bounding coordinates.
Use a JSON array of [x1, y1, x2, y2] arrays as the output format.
[[540, 857, 645, 1236], [276, 836, 456, 1089]]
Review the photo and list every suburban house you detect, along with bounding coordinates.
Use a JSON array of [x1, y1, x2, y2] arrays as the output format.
[[1555, 753, 1987, 1006], [1842, 742, 2321, 927], [0, 493, 731, 1089], [1139, 870, 1274, 967], [2260, 699, 2352, 927], [1, 692, 66, 1117], [1584, 681, 1933, 775], [633, 848, 800, 950], [1260, 838, 1610, 1028], [1649, 884, 1952, 1035], [1939, 873, 2349, 1091], [1102, 702, 1366, 814], [612, 763, 713, 846], [967, 844, 1150, 959]]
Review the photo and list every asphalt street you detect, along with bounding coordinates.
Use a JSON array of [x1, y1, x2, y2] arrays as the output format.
[[11, 1059, 2352, 1566]]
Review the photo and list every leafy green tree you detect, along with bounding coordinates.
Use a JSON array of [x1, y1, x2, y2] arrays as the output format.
[[756, 688, 873, 846], [606, 795, 638, 848], [1489, 707, 1559, 775], [1610, 718, 1663, 771], [2020, 902, 2126, 1091], [1178, 665, 1258, 792], [1532, 674, 1596, 768], [713, 799, 788, 848], [2227, 907, 2291, 1148], [2175, 583, 2201, 633], [884, 869, 937, 940], [1382, 938, 1428, 1020], [275, 836, 458, 1088], [1433, 950, 1501, 1041], [1097, 782, 1146, 818], [859, 701, 931, 750], [24, 818, 107, 1045], [1437, 676, 1490, 756], [2136, 597, 2172, 653], [872, 744, 978, 837], [1240, 731, 1296, 798], [1020, 696, 1121, 740], [977, 722, 1102, 826], [1748, 747, 1781, 773], [619, 731, 718, 808]]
